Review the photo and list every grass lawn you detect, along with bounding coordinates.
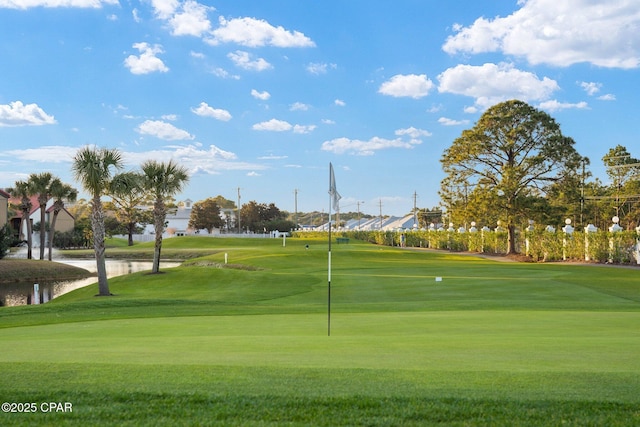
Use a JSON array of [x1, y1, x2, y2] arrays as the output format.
[[0, 237, 639, 426]]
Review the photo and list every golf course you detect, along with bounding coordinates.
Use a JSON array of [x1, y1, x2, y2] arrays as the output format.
[[0, 236, 639, 426]]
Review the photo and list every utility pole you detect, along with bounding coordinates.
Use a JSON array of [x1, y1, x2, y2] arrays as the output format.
[[237, 187, 241, 234], [293, 188, 299, 230], [413, 191, 418, 228], [580, 159, 585, 227], [379, 199, 383, 229], [357, 201, 364, 229]]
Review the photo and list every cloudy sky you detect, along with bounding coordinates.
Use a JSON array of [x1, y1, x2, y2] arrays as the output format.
[[1, 0, 639, 217]]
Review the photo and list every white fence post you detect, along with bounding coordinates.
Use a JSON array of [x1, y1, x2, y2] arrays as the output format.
[[584, 224, 597, 261], [636, 226, 640, 265]]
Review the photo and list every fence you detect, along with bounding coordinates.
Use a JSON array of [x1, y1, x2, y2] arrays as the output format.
[[296, 225, 640, 265]]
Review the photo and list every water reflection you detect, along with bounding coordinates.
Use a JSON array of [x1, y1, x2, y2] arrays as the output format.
[[0, 259, 181, 307]]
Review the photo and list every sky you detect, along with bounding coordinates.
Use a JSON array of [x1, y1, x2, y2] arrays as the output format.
[[1, 0, 639, 218]]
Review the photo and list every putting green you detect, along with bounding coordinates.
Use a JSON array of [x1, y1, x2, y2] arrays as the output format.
[[1, 311, 637, 373]]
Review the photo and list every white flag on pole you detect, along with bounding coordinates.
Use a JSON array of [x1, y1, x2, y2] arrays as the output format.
[[329, 162, 341, 212]]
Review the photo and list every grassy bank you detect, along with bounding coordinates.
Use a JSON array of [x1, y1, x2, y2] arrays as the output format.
[[0, 259, 91, 284], [0, 237, 639, 425]]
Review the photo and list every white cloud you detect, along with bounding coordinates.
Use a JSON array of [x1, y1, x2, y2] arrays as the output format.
[[443, 0, 640, 69], [190, 51, 205, 59], [208, 16, 315, 47], [537, 100, 589, 112], [0, 0, 118, 8], [438, 63, 559, 108], [2, 145, 75, 162], [395, 127, 432, 139], [149, 0, 179, 20], [136, 120, 194, 140], [210, 67, 240, 80], [438, 117, 470, 126], [125, 143, 265, 175], [321, 135, 422, 156], [252, 119, 292, 132], [293, 124, 316, 134], [252, 119, 315, 134], [247, 171, 261, 177], [598, 94, 616, 101], [580, 84, 616, 102], [0, 101, 56, 127], [258, 154, 288, 160], [580, 81, 602, 96], [378, 74, 434, 99], [290, 102, 310, 111], [251, 89, 271, 100], [306, 62, 337, 75], [227, 50, 272, 71], [334, 99, 346, 107], [124, 42, 169, 74], [191, 102, 232, 121], [168, 0, 213, 37], [322, 119, 336, 125], [2, 143, 265, 177]]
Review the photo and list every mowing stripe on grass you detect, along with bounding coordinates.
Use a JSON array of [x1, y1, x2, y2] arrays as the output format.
[[1, 311, 638, 374]]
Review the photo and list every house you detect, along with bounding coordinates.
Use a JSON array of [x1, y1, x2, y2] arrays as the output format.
[[0, 189, 9, 227], [142, 199, 209, 237], [315, 214, 421, 232], [7, 194, 75, 245], [163, 199, 193, 236]]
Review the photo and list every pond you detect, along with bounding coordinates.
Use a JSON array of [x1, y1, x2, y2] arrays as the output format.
[[0, 259, 181, 307]]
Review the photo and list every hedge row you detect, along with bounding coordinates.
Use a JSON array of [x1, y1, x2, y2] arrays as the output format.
[[293, 229, 640, 265]]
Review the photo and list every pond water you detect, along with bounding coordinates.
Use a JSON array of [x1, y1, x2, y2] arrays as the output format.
[[0, 259, 181, 307]]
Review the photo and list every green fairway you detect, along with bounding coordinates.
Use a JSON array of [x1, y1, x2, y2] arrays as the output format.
[[0, 237, 639, 425]]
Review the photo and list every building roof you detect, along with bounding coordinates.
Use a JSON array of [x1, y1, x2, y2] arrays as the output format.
[[8, 195, 40, 217]]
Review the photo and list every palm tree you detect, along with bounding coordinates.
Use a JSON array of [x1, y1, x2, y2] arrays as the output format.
[[141, 160, 189, 274], [10, 180, 34, 259], [72, 146, 124, 296], [28, 172, 55, 260], [47, 178, 78, 261]]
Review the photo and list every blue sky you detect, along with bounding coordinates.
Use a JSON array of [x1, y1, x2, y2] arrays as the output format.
[[1, 0, 639, 217]]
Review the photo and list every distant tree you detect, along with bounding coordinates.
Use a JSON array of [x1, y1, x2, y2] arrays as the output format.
[[72, 146, 124, 296], [108, 171, 148, 246], [0, 224, 13, 259], [264, 218, 296, 233], [28, 172, 56, 260], [47, 179, 78, 260], [9, 180, 34, 259], [102, 216, 129, 237], [602, 145, 640, 228], [141, 160, 190, 274], [211, 195, 236, 209], [440, 100, 585, 254], [240, 201, 292, 232], [188, 198, 224, 233], [67, 198, 91, 221], [417, 207, 443, 228], [240, 201, 262, 232]]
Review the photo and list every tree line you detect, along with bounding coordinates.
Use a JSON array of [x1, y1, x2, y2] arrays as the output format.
[[2, 147, 189, 297], [440, 100, 639, 254]]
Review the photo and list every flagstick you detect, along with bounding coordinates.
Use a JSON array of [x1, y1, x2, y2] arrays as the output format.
[[328, 162, 340, 337], [328, 191, 332, 337]]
